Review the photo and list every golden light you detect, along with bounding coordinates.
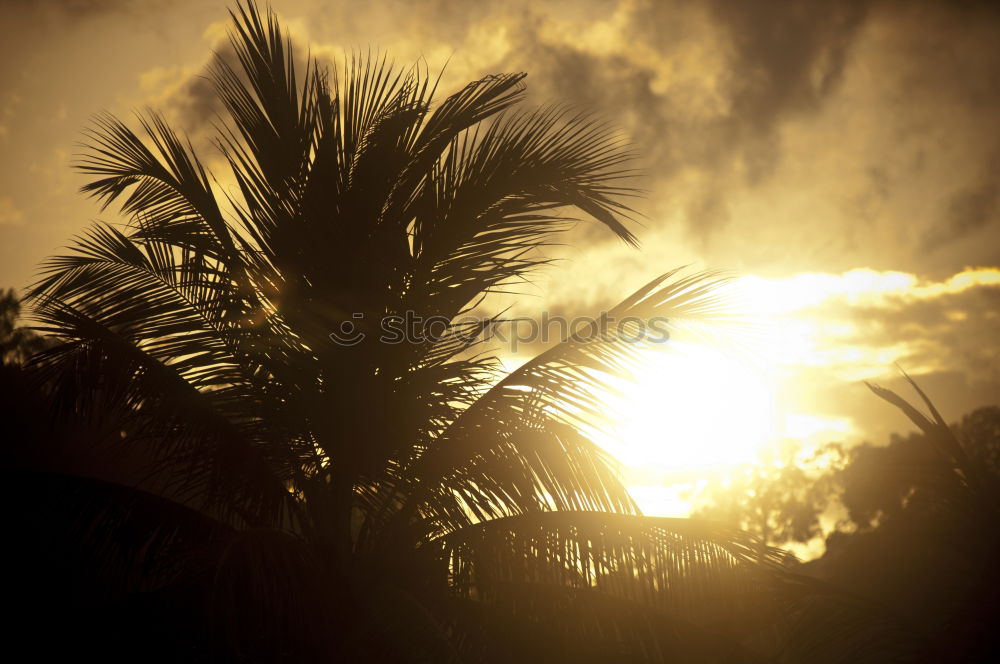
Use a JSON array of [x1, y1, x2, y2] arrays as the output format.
[[500, 267, 999, 519], [601, 267, 967, 518], [601, 341, 778, 474]]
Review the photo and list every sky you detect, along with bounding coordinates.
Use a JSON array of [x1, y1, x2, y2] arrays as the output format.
[[1, 0, 998, 525]]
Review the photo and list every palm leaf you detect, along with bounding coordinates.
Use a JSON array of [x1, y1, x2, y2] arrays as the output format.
[[404, 270, 733, 530]]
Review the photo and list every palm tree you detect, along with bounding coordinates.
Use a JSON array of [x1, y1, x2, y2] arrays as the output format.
[[17, 3, 913, 661]]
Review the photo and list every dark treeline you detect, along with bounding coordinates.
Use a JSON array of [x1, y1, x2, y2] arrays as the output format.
[[810, 407, 1000, 660], [695, 405, 1000, 661]]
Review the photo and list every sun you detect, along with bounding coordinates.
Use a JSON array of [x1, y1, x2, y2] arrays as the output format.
[[600, 340, 778, 478]]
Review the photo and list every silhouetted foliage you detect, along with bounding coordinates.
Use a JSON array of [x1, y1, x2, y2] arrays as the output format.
[[0, 288, 48, 365], [832, 404, 1000, 531], [694, 443, 844, 551], [809, 392, 1000, 663], [692, 389, 1000, 663], [10, 3, 935, 662]]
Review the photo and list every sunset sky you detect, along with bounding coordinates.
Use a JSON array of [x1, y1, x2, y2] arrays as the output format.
[[2, 0, 998, 529]]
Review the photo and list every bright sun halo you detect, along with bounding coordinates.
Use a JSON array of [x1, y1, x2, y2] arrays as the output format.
[[603, 341, 778, 475]]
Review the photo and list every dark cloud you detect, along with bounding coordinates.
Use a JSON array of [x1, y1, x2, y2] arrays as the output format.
[[154, 35, 244, 143], [922, 148, 1000, 250], [844, 166, 894, 229], [823, 283, 1000, 384], [163, 68, 223, 137], [935, 182, 999, 246], [703, 0, 870, 130], [516, 0, 870, 182]]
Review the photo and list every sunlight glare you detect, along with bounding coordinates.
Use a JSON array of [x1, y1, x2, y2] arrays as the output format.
[[603, 342, 778, 474]]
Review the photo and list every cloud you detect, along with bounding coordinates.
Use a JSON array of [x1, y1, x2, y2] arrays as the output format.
[[922, 147, 1000, 250], [749, 267, 1000, 443], [830, 273, 1000, 383], [480, 0, 872, 210], [0, 0, 997, 282], [134, 1, 873, 201], [0, 197, 24, 227], [489, 261, 1000, 447], [92, 0, 998, 280], [136, 60, 224, 141], [702, 0, 870, 131]]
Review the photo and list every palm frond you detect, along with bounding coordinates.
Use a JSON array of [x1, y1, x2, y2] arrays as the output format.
[[434, 511, 786, 625], [77, 111, 235, 259], [407, 270, 734, 518], [866, 373, 1000, 517], [405, 105, 640, 320]]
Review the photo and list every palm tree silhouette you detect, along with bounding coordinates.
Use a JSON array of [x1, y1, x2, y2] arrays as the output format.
[[18, 3, 916, 661]]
